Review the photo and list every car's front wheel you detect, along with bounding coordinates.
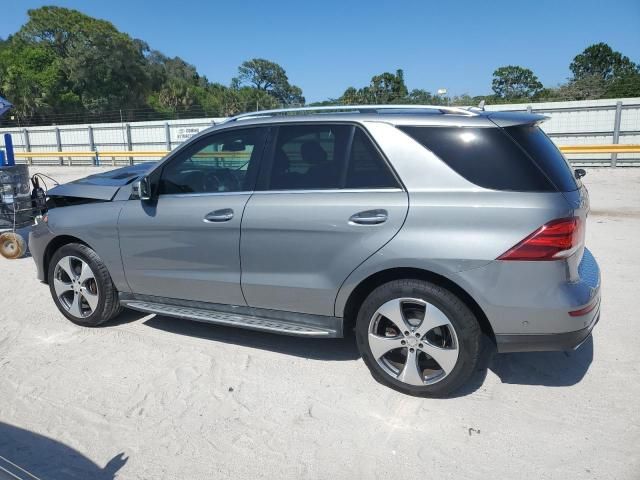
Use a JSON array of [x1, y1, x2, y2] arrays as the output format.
[[48, 243, 121, 327], [355, 279, 482, 397]]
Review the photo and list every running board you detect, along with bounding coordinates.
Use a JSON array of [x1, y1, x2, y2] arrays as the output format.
[[119, 295, 341, 338]]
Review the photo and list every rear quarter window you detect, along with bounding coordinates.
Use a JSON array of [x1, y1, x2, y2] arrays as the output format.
[[398, 125, 556, 192], [503, 125, 578, 192]]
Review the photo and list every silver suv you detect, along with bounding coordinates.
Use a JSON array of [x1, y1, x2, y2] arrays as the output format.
[[29, 105, 601, 397]]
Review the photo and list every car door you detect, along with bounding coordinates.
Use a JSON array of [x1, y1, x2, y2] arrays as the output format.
[[240, 123, 409, 316], [118, 126, 267, 305]]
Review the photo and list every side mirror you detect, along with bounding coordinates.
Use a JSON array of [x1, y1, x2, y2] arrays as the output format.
[[574, 168, 586, 180], [133, 176, 152, 201]]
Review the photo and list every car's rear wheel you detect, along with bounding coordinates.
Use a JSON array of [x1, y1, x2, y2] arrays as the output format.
[[48, 243, 121, 327], [355, 279, 481, 397]]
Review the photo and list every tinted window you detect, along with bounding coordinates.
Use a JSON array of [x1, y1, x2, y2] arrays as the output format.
[[160, 128, 264, 194], [504, 125, 578, 192], [267, 125, 397, 190], [345, 129, 399, 188], [268, 124, 349, 190], [399, 126, 555, 192]]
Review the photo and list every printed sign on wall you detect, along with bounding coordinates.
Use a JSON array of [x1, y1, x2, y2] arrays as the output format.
[[176, 127, 205, 141]]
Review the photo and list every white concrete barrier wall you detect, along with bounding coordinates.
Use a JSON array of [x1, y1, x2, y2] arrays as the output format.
[[485, 97, 640, 164], [1, 98, 639, 166], [0, 118, 224, 165]]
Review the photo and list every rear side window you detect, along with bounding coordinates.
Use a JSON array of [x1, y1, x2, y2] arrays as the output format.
[[399, 126, 555, 192], [345, 129, 398, 188], [269, 124, 350, 190], [504, 126, 577, 192], [264, 124, 398, 190]]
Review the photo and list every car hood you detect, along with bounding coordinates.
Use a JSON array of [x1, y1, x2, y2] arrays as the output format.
[[48, 162, 157, 201]]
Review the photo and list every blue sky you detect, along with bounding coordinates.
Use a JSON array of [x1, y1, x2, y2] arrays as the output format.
[[2, 0, 639, 102]]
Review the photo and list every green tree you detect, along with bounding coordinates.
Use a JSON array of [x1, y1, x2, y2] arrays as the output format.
[[307, 99, 341, 107], [555, 75, 608, 100], [0, 39, 74, 120], [605, 72, 640, 98], [565, 43, 640, 99], [406, 89, 436, 104], [450, 94, 483, 106], [339, 69, 408, 104], [146, 51, 207, 114], [570, 42, 638, 82], [236, 58, 287, 91], [338, 86, 359, 104], [64, 32, 150, 113], [231, 86, 279, 114], [234, 58, 304, 105], [492, 65, 543, 100], [369, 69, 408, 103], [0, 7, 311, 124], [13, 6, 151, 115]]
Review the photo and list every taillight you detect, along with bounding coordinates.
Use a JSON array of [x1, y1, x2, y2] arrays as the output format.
[[569, 297, 599, 317], [498, 217, 583, 261]]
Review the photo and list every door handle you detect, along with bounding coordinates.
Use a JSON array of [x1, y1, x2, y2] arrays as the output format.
[[349, 209, 388, 225], [203, 208, 234, 223]]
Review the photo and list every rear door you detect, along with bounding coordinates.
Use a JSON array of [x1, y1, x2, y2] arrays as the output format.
[[240, 123, 409, 316]]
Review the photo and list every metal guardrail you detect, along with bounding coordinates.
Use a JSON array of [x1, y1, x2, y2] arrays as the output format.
[[13, 151, 248, 158], [559, 145, 640, 153]]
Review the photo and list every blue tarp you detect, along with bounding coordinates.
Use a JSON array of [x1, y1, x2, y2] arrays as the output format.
[[0, 96, 12, 118]]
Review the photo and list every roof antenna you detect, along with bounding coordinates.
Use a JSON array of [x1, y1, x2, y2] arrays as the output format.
[[477, 100, 485, 111]]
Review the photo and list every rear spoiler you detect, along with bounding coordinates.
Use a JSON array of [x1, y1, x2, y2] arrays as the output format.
[[487, 111, 549, 127]]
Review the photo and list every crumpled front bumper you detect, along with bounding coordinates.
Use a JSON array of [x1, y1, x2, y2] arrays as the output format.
[[28, 220, 55, 283]]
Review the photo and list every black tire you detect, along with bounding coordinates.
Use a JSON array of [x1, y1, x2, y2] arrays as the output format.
[[47, 243, 121, 327], [355, 279, 481, 397]]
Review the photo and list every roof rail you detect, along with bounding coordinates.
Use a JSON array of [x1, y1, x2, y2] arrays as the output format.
[[224, 104, 477, 123]]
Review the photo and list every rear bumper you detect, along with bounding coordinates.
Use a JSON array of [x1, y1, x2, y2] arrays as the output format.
[[454, 247, 601, 352], [496, 304, 600, 352]]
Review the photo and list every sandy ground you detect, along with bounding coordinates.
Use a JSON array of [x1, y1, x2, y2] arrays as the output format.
[[0, 166, 639, 480]]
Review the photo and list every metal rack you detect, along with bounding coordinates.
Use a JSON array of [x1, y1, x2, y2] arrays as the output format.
[[0, 96, 39, 259], [224, 104, 477, 123], [0, 165, 34, 230]]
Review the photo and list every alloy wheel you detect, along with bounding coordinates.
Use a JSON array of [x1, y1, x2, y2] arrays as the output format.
[[367, 297, 459, 386], [53, 256, 100, 319]]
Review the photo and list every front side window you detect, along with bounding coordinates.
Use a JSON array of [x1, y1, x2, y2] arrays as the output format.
[[265, 124, 398, 190], [159, 128, 264, 194]]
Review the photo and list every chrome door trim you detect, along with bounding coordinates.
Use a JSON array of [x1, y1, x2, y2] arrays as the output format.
[[250, 188, 404, 195], [159, 191, 252, 199]]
